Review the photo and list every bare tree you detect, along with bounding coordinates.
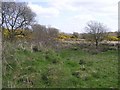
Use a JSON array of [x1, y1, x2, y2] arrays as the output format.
[[1, 2, 36, 41], [85, 21, 108, 48], [47, 26, 59, 48], [47, 27, 59, 39], [32, 24, 59, 48], [72, 32, 79, 38], [32, 24, 48, 45]]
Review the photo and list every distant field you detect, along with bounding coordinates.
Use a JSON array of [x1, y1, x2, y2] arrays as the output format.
[[2, 45, 118, 88], [61, 39, 118, 45]]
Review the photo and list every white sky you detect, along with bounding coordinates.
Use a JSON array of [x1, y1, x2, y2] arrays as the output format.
[[16, 0, 119, 33]]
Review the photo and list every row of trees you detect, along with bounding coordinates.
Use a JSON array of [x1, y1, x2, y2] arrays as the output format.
[[1, 2, 59, 46], [1, 2, 118, 49]]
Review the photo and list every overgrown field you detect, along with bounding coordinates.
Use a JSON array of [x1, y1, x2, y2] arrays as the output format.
[[2, 42, 118, 88]]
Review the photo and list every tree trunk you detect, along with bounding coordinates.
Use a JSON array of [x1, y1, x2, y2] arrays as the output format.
[[95, 40, 98, 49], [9, 32, 15, 42]]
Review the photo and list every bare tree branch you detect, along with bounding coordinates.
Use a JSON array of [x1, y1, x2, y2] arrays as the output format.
[[85, 21, 108, 48], [1, 2, 36, 41]]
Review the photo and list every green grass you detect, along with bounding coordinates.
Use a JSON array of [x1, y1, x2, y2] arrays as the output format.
[[2, 46, 118, 88]]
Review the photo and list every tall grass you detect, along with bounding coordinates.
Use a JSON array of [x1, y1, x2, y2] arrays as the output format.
[[2, 41, 118, 88]]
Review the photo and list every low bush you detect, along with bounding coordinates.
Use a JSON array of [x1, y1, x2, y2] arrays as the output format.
[[79, 59, 86, 65], [45, 49, 61, 64], [41, 65, 66, 87], [106, 36, 119, 41]]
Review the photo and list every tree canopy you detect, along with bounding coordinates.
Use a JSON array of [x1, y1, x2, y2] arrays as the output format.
[[85, 21, 108, 48], [1, 2, 36, 40]]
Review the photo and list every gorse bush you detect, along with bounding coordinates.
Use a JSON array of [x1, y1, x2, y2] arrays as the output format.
[[58, 33, 71, 40], [106, 36, 119, 41], [3, 29, 33, 41]]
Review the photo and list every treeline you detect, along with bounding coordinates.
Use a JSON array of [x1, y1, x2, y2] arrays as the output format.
[[1, 2, 119, 49]]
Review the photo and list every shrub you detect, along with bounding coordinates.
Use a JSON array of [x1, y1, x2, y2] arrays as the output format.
[[80, 73, 91, 81], [90, 69, 99, 78], [79, 43, 91, 49], [80, 65, 86, 71], [106, 36, 119, 41], [72, 70, 91, 81], [45, 49, 61, 64], [58, 33, 71, 40], [41, 65, 66, 87], [88, 48, 100, 55], [79, 59, 86, 65], [72, 71, 80, 78], [3, 28, 33, 41], [32, 45, 39, 52], [72, 47, 78, 50]]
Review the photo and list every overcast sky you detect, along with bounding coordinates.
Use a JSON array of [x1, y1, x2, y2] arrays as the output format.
[[16, 0, 119, 33]]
